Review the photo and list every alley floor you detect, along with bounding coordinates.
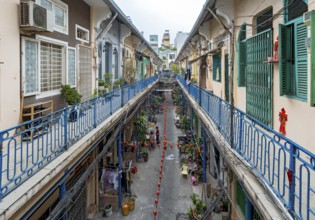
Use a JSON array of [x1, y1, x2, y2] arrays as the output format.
[[96, 91, 201, 219]]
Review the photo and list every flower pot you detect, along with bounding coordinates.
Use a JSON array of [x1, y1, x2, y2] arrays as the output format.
[[129, 198, 135, 211], [103, 204, 112, 217], [122, 201, 129, 216], [143, 152, 148, 162]]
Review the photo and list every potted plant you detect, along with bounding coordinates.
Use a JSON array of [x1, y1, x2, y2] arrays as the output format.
[[104, 73, 113, 82], [136, 114, 149, 162], [61, 85, 82, 122], [61, 84, 81, 105], [187, 193, 207, 220]]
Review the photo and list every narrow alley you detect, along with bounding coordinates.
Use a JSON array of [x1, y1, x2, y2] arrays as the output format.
[[98, 91, 196, 220], [1, 0, 315, 220]]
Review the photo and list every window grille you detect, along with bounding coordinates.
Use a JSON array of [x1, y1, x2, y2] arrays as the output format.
[[40, 42, 63, 92]]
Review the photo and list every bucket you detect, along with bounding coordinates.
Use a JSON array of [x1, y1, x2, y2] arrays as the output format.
[[122, 202, 129, 216], [104, 204, 112, 217], [129, 198, 135, 211]]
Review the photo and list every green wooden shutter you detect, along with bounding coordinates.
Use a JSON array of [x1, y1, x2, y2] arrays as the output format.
[[295, 21, 308, 101], [212, 54, 221, 82], [279, 24, 287, 96], [237, 24, 246, 87], [238, 41, 246, 86], [311, 11, 315, 106]]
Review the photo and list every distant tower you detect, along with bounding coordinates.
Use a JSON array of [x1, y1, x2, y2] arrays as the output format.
[[174, 31, 189, 53], [162, 30, 170, 47], [149, 35, 159, 54]]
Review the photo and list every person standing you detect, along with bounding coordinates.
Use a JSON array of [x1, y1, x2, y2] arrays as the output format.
[[150, 131, 155, 150], [155, 126, 160, 144]]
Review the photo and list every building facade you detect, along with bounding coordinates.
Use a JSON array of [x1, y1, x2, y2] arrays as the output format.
[[176, 0, 315, 219], [174, 31, 189, 54], [149, 34, 159, 54], [162, 30, 170, 47]]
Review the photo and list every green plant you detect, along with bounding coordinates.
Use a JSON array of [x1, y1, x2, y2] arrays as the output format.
[[136, 114, 148, 143], [98, 79, 105, 86], [187, 193, 207, 219], [104, 81, 112, 89], [180, 116, 190, 131], [104, 73, 113, 80], [61, 84, 81, 105]]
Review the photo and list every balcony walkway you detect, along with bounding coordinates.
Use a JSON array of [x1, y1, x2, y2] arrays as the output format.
[[0, 76, 158, 219], [177, 76, 315, 220], [0, 75, 314, 220]]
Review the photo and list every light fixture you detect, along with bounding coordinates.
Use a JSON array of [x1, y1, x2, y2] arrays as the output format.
[[113, 48, 117, 55]]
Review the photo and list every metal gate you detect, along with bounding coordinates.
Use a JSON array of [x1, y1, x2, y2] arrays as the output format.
[[245, 29, 273, 127]]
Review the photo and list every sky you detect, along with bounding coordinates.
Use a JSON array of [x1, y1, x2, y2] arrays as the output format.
[[114, 0, 206, 46]]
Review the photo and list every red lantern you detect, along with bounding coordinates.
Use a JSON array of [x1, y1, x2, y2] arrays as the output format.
[[153, 209, 157, 217], [158, 144, 160, 148], [160, 170, 162, 175], [159, 175, 162, 180], [156, 191, 160, 197], [155, 198, 158, 206], [157, 183, 161, 188], [160, 164, 163, 169]]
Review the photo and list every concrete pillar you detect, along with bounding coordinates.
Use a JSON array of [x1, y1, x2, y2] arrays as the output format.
[[117, 130, 122, 210]]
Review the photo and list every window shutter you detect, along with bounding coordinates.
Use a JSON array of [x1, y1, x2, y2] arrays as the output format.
[[311, 11, 315, 106], [212, 54, 221, 82], [295, 21, 308, 101], [279, 24, 287, 96], [237, 24, 246, 87], [238, 41, 246, 86]]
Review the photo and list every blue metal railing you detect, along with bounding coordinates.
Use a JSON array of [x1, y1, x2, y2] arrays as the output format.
[[177, 75, 315, 220], [0, 75, 158, 199]]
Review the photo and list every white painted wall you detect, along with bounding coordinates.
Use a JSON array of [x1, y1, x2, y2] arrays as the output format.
[[0, 1, 20, 130]]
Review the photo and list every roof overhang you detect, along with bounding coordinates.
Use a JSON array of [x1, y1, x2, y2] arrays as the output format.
[[175, 0, 215, 64]]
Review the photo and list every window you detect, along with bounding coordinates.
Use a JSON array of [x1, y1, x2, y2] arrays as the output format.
[[23, 39, 39, 95], [40, 42, 63, 92], [279, 18, 308, 101], [285, 0, 308, 22], [36, 0, 68, 34], [256, 8, 273, 34], [22, 36, 75, 96], [237, 24, 246, 87], [76, 25, 89, 43], [212, 54, 221, 82], [67, 48, 76, 87]]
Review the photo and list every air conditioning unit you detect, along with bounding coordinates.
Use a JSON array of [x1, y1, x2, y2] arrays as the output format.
[[303, 10, 315, 26], [20, 0, 54, 32]]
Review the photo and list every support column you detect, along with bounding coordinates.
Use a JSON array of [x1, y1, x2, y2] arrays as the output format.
[[202, 127, 207, 184], [117, 130, 122, 210], [245, 195, 253, 220], [190, 106, 193, 132], [59, 170, 67, 220], [136, 111, 139, 160]]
